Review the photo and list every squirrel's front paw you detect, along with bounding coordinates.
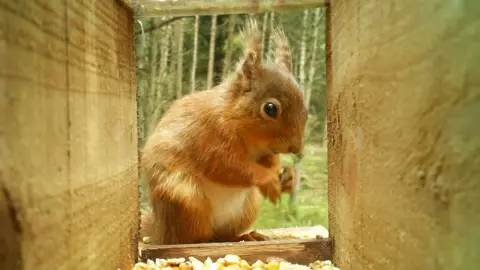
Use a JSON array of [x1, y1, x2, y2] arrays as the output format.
[[258, 179, 281, 204], [279, 166, 296, 193]]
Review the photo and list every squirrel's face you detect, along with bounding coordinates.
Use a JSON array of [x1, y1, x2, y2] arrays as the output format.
[[229, 65, 308, 156], [245, 66, 308, 156], [227, 21, 308, 156]]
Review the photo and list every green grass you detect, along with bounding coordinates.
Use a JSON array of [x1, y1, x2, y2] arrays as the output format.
[[252, 143, 328, 229]]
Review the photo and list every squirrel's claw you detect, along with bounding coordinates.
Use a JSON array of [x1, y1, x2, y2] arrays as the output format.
[[258, 181, 281, 205]]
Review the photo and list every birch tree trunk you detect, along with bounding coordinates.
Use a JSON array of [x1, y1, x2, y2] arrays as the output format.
[[190, 15, 199, 93], [155, 22, 168, 102], [305, 8, 322, 110], [222, 15, 235, 78], [299, 9, 309, 91], [291, 9, 310, 207], [167, 24, 175, 99], [147, 23, 160, 137], [157, 24, 169, 98], [176, 19, 184, 99], [150, 23, 170, 132], [206, 15, 217, 89]]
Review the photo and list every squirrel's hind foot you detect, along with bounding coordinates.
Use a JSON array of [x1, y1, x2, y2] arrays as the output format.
[[236, 230, 270, 242], [210, 230, 269, 243]]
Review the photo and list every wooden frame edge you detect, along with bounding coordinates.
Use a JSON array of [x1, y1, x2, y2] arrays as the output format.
[[140, 238, 333, 264], [133, 0, 328, 17]]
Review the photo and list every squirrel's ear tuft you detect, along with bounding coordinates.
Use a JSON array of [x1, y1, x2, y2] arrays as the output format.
[[239, 18, 263, 80], [242, 51, 258, 79], [272, 28, 293, 74]]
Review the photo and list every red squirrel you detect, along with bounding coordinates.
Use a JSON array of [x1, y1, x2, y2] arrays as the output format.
[[140, 19, 308, 245]]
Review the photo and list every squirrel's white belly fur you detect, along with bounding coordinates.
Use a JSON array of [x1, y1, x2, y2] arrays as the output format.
[[201, 180, 252, 230]]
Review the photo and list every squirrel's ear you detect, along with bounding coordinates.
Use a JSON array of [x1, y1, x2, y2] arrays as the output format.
[[240, 18, 263, 80], [273, 28, 293, 74], [242, 50, 259, 80]]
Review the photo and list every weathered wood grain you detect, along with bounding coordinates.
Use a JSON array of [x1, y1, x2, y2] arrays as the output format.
[[256, 225, 329, 239], [327, 0, 480, 269], [141, 238, 332, 265], [0, 1, 138, 269], [133, 0, 327, 17]]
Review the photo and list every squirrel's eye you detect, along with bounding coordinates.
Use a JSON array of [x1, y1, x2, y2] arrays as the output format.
[[263, 102, 278, 118]]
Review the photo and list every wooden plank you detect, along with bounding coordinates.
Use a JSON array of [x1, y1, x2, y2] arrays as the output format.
[[256, 225, 329, 239], [0, 0, 138, 269], [141, 238, 332, 265], [327, 0, 480, 270], [133, 0, 327, 17]]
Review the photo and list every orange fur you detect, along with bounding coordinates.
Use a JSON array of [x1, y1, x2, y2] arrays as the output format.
[[140, 19, 307, 245]]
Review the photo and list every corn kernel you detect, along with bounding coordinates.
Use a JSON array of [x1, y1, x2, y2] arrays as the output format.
[[224, 254, 241, 265], [133, 255, 339, 270]]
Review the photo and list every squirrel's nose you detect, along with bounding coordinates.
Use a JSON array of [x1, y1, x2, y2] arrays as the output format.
[[288, 136, 304, 155], [288, 145, 300, 154]]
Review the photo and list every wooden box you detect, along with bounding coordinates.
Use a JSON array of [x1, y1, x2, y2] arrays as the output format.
[[1, 1, 138, 269], [327, 0, 480, 269], [2, 0, 479, 270]]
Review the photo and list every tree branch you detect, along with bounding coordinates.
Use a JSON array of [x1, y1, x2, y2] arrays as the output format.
[[134, 17, 185, 36]]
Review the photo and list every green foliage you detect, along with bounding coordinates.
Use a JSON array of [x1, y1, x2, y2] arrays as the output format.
[[305, 114, 325, 142]]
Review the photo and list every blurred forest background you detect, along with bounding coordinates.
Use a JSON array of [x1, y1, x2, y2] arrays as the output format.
[[134, 8, 328, 229]]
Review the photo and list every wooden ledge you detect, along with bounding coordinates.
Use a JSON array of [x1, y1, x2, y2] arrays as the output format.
[[133, 0, 327, 17], [140, 237, 332, 265], [256, 225, 329, 239]]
